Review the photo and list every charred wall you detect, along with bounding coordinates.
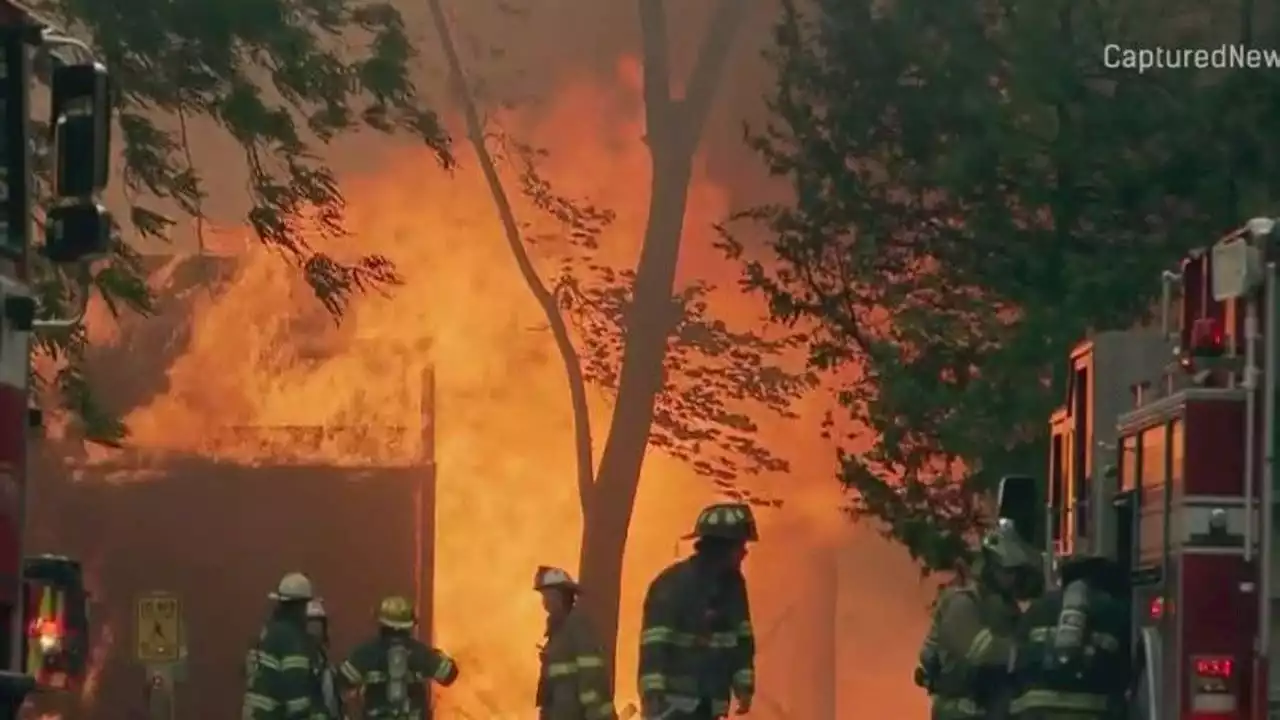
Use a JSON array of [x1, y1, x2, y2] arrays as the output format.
[[28, 448, 425, 720]]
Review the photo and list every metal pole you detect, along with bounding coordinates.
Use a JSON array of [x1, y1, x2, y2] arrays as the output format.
[[1161, 271, 1182, 340], [1246, 295, 1260, 563], [418, 366, 436, 644], [413, 430, 422, 642], [1260, 263, 1276, 657], [3, 23, 30, 677], [814, 548, 837, 720]]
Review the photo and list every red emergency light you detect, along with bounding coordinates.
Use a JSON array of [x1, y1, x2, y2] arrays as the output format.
[[1149, 596, 1164, 620], [1189, 317, 1226, 357], [1193, 656, 1233, 678], [29, 609, 63, 655]]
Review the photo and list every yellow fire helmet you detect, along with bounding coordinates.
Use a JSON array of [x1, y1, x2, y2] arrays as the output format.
[[377, 595, 416, 630], [533, 565, 578, 592], [683, 502, 759, 542]]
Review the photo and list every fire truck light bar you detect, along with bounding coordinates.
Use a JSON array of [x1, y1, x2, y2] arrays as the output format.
[[1148, 596, 1164, 620]]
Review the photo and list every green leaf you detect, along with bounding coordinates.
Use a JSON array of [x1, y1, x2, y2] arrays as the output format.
[[26, 0, 456, 445], [737, 0, 1276, 573]]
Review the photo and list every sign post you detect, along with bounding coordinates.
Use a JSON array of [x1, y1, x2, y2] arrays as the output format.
[[135, 592, 185, 720]]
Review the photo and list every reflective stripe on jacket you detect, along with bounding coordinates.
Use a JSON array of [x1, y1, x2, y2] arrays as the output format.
[[637, 557, 755, 716], [244, 619, 320, 719], [538, 606, 616, 720], [340, 634, 458, 719], [928, 581, 1021, 717]]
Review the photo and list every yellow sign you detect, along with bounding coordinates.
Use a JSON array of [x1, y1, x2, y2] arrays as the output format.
[[135, 592, 181, 663]]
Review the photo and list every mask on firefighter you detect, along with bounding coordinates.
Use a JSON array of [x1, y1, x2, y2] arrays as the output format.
[[306, 618, 328, 647]]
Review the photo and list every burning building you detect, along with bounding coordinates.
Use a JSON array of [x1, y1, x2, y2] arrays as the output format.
[[11, 53, 935, 714], [24, 256, 439, 718]]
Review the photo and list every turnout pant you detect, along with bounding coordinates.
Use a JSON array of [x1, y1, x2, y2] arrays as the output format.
[[665, 699, 717, 719], [1008, 707, 1111, 712]]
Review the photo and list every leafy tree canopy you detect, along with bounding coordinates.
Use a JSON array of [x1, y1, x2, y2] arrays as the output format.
[[727, 0, 1280, 571], [509, 140, 813, 496], [29, 0, 454, 443]]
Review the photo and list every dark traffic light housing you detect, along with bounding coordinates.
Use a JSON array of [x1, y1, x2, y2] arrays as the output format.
[[22, 554, 91, 684], [49, 62, 108, 198], [41, 60, 111, 263], [43, 202, 108, 263]]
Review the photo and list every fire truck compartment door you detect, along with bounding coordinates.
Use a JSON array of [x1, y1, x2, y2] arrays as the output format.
[[1135, 626, 1163, 720]]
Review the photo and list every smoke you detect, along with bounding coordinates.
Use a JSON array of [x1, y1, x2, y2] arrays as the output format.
[[83, 1, 936, 716]]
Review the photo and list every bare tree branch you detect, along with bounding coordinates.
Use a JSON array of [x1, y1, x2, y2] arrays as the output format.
[[424, 0, 596, 510], [638, 0, 674, 142], [677, 0, 750, 149]]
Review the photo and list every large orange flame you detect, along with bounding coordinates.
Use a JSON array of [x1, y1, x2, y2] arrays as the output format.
[[94, 59, 933, 717], [117, 63, 735, 715]]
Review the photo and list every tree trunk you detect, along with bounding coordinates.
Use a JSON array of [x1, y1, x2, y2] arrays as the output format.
[[812, 547, 838, 720], [426, 0, 751, 692], [420, 0, 598, 515], [577, 0, 749, 683], [578, 143, 694, 674]]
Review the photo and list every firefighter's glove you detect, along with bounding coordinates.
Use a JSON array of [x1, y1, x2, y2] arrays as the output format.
[[733, 694, 752, 714]]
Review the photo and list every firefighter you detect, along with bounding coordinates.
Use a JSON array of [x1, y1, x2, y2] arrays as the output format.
[[923, 520, 1040, 720], [244, 571, 327, 719], [638, 502, 757, 719], [1009, 554, 1130, 720], [338, 595, 459, 718], [306, 598, 344, 719], [534, 565, 617, 720]]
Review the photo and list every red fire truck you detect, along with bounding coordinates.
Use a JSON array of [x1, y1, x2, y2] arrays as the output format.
[[1043, 218, 1280, 719], [0, 0, 112, 715]]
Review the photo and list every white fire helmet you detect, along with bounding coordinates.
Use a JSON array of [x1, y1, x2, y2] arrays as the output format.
[[269, 572, 314, 601], [533, 565, 578, 591], [306, 598, 327, 619]]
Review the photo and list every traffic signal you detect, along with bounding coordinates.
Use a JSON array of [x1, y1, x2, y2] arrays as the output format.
[[42, 201, 108, 263], [0, 26, 31, 262], [42, 61, 111, 263], [49, 62, 109, 198], [22, 555, 90, 685]]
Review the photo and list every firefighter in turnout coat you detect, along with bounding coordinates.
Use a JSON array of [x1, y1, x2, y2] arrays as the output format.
[[244, 572, 328, 719], [1010, 554, 1130, 720], [925, 520, 1041, 720], [339, 595, 459, 719], [534, 566, 617, 720], [638, 502, 757, 719]]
